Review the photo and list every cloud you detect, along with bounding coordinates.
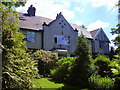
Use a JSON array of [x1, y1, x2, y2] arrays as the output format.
[[87, 20, 109, 31], [16, 0, 75, 20], [74, 7, 84, 12], [86, 0, 118, 10], [74, 20, 83, 25]]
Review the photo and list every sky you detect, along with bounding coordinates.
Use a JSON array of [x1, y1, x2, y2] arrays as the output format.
[[16, 0, 118, 48]]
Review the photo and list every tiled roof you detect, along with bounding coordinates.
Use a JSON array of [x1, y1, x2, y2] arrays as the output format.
[[90, 28, 100, 38], [18, 12, 53, 30], [70, 23, 92, 39], [18, 12, 92, 39]]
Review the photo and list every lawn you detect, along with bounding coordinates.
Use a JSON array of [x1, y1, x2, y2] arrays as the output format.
[[32, 78, 89, 90], [32, 78, 64, 89]]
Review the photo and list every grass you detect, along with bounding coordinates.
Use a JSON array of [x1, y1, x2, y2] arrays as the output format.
[[32, 78, 89, 90], [32, 78, 64, 89]]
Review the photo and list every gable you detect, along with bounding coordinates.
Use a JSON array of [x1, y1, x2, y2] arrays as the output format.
[[93, 28, 110, 42], [47, 12, 76, 34]]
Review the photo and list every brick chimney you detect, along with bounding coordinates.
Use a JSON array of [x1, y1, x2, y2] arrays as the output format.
[[27, 5, 36, 16]]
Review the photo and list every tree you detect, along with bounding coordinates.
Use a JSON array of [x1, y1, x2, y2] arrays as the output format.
[[2, 0, 26, 8], [2, 4, 38, 89], [111, 0, 120, 55], [81, 25, 87, 29], [110, 1, 120, 88], [68, 34, 93, 88], [109, 46, 115, 60]]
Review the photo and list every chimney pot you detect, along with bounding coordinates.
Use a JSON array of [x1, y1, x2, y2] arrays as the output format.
[[27, 5, 36, 16]]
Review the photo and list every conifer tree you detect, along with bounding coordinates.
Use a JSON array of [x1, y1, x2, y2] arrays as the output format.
[[68, 34, 92, 88]]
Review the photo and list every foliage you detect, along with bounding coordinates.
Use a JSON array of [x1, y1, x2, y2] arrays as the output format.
[[109, 55, 120, 89], [2, 0, 26, 8], [51, 57, 76, 83], [94, 55, 112, 77], [109, 55, 120, 77], [89, 74, 115, 90], [91, 54, 120, 89], [68, 34, 93, 88], [32, 78, 64, 89], [2, 4, 38, 89], [109, 47, 115, 60], [33, 50, 58, 76], [81, 25, 87, 29]]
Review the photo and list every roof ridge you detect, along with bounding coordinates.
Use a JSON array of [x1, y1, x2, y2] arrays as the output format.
[[18, 12, 53, 21]]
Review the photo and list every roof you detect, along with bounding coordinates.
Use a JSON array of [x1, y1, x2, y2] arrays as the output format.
[[18, 12, 92, 38], [90, 28, 99, 38], [18, 12, 53, 30], [70, 23, 92, 39]]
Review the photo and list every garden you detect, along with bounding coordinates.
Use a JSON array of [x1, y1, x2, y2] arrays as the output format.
[[1, 1, 120, 90]]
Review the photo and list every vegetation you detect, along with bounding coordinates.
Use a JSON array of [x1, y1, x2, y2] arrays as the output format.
[[33, 50, 58, 76], [89, 74, 114, 90], [51, 57, 76, 83], [51, 34, 93, 89], [68, 34, 93, 88], [1, 1, 120, 89], [2, 3, 38, 89], [32, 78, 64, 89]]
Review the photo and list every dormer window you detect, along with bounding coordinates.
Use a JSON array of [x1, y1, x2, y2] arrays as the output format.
[[19, 17, 25, 20]]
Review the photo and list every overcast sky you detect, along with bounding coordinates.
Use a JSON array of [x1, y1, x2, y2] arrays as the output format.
[[16, 0, 118, 48]]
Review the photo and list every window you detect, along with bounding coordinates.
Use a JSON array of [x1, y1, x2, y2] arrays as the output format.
[[54, 34, 70, 45], [23, 32, 35, 42], [99, 41, 104, 48], [19, 17, 25, 20], [54, 36, 57, 43]]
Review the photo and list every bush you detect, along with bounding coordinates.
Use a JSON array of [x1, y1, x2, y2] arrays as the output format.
[[33, 50, 58, 76], [89, 74, 115, 90], [94, 55, 112, 77], [50, 57, 76, 83]]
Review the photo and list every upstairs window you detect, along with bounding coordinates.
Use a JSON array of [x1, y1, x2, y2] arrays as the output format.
[[99, 41, 104, 48], [54, 34, 70, 45], [23, 32, 35, 42]]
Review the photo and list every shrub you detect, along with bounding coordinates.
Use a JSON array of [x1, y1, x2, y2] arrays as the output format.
[[50, 57, 76, 83], [89, 74, 115, 90], [94, 55, 112, 77], [33, 50, 58, 76]]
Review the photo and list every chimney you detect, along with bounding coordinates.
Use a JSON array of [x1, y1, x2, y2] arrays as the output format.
[[27, 5, 36, 16]]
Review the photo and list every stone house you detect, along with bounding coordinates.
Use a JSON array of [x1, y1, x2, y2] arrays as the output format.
[[18, 5, 110, 56]]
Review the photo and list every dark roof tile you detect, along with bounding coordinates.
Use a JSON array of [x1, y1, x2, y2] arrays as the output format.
[[18, 12, 53, 30]]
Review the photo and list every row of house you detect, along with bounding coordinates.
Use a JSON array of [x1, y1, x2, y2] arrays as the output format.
[[18, 5, 110, 57]]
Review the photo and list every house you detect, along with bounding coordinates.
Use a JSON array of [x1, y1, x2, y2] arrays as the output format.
[[90, 28, 110, 55], [18, 6, 78, 57], [18, 5, 110, 56]]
